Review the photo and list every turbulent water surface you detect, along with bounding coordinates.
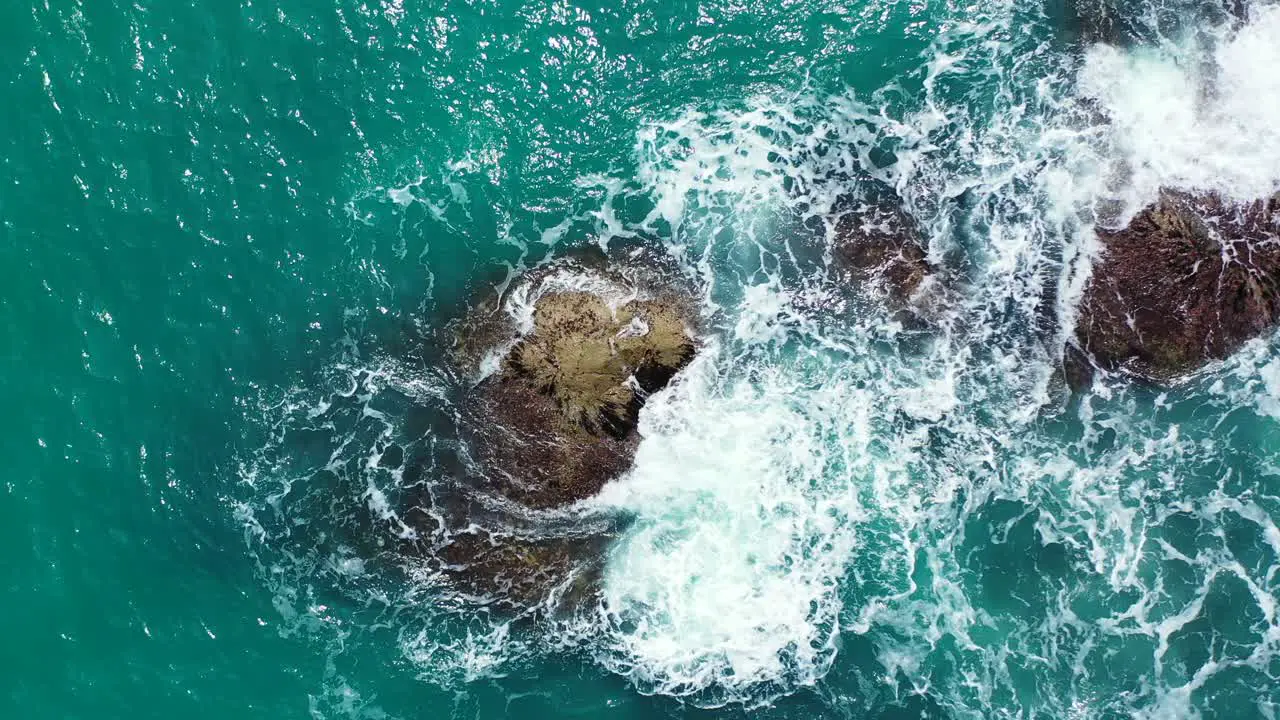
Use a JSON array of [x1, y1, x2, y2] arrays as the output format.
[[6, 0, 1280, 717]]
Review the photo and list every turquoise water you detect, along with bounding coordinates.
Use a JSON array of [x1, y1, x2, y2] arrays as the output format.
[[6, 0, 1280, 717]]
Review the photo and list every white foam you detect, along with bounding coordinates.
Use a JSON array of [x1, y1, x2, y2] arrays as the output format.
[[1079, 5, 1280, 209], [587, 348, 879, 704], [565, 33, 1058, 702]]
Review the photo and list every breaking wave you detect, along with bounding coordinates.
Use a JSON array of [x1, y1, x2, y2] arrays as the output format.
[[232, 0, 1280, 716]]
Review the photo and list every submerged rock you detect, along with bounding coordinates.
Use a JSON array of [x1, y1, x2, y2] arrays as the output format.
[[1076, 189, 1280, 378], [1058, 0, 1247, 47], [1061, 0, 1141, 45], [437, 528, 607, 610], [468, 376, 639, 509], [831, 200, 934, 309]]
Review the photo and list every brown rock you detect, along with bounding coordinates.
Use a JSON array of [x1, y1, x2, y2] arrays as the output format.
[[433, 261, 698, 607], [468, 377, 638, 509], [832, 201, 932, 307], [1076, 189, 1280, 378], [468, 284, 695, 507], [438, 528, 607, 610], [510, 292, 693, 435]]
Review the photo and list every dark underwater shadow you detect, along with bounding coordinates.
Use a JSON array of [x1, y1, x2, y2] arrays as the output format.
[[1046, 0, 1249, 48]]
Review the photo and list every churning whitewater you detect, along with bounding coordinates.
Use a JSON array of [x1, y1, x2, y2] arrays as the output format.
[[233, 1, 1280, 717]]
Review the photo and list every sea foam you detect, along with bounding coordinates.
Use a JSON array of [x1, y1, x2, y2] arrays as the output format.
[[1079, 3, 1280, 210]]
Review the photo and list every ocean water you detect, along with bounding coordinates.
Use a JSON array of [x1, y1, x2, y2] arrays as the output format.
[[6, 0, 1280, 718]]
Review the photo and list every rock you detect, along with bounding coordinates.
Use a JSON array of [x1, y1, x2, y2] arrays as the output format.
[[831, 200, 933, 308], [510, 291, 694, 436], [431, 258, 698, 607], [465, 276, 696, 508], [437, 528, 607, 611], [468, 376, 640, 509], [1061, 0, 1140, 45], [1057, 0, 1246, 47], [1076, 189, 1280, 379]]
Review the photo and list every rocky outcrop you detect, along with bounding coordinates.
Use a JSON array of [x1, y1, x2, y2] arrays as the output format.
[[437, 528, 607, 609], [831, 200, 933, 309], [468, 282, 696, 508], [435, 259, 698, 606], [1076, 189, 1280, 378], [509, 291, 694, 437]]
